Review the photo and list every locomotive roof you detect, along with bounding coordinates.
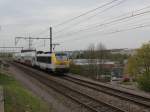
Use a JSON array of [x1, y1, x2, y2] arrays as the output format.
[[21, 49, 36, 53], [37, 53, 53, 57]]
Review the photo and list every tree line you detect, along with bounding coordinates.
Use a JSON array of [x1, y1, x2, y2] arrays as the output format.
[[125, 41, 150, 91], [71, 42, 127, 81]]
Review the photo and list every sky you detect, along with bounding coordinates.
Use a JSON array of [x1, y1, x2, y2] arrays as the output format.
[[0, 0, 150, 52]]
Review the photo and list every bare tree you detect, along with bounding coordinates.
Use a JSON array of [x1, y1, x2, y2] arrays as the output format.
[[87, 44, 96, 77], [96, 42, 107, 79], [85, 43, 108, 80]]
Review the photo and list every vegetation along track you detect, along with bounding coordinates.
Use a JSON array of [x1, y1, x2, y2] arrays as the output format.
[[12, 62, 125, 112], [63, 74, 150, 109]]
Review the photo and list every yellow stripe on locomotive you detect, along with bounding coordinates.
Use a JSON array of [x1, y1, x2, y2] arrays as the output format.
[[52, 53, 70, 72]]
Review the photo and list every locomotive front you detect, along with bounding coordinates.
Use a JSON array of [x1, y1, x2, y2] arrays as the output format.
[[52, 53, 70, 72]]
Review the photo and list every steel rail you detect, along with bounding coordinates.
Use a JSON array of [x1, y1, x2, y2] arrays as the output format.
[[63, 75, 150, 109], [13, 62, 126, 112]]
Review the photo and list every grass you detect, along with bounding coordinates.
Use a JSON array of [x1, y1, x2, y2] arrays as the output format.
[[120, 81, 134, 85], [70, 64, 84, 74], [70, 64, 111, 82], [0, 72, 51, 112]]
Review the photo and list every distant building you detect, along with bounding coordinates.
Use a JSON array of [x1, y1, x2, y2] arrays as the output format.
[[72, 59, 124, 78], [108, 48, 137, 56], [63, 48, 137, 59], [72, 59, 116, 66], [63, 50, 84, 59]]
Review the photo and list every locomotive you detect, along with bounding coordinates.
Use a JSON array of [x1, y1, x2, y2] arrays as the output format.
[[13, 50, 70, 73]]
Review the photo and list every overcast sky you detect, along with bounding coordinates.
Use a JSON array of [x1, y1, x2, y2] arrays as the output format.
[[0, 0, 150, 51]]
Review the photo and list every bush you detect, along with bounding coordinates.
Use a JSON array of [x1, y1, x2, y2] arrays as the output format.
[[137, 72, 150, 92]]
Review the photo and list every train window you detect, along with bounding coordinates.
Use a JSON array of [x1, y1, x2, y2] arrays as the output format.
[[47, 57, 51, 63], [56, 53, 68, 61], [37, 56, 51, 64]]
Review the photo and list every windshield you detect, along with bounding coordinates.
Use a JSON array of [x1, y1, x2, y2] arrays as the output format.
[[55, 53, 68, 61]]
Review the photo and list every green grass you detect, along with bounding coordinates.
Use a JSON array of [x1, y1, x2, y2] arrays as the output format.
[[70, 64, 84, 74], [0, 73, 51, 112], [120, 81, 134, 85]]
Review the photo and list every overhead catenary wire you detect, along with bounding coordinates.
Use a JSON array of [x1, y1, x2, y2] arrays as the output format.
[[53, 0, 120, 27], [54, 0, 126, 34], [16, 1, 150, 51], [54, 8, 150, 38], [55, 23, 150, 44], [27, 0, 122, 48], [28, 0, 123, 38], [31, 28, 49, 37], [55, 16, 150, 39], [55, 3, 150, 35], [27, 35, 51, 49], [30, 3, 150, 38]]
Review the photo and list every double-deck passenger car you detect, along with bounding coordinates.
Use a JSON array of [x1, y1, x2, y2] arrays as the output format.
[[14, 50, 70, 73]]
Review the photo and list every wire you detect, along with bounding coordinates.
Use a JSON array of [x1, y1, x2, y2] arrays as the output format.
[[24, 0, 121, 39], [55, 16, 150, 39], [30, 4, 150, 38], [31, 35, 50, 47], [54, 0, 120, 27], [54, 0, 126, 34], [54, 8, 150, 38], [31, 28, 49, 37], [56, 23, 150, 44]]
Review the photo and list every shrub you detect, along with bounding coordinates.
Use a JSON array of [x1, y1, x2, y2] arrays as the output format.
[[137, 72, 150, 92]]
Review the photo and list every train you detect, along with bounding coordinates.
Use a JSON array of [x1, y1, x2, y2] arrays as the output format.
[[13, 49, 70, 73]]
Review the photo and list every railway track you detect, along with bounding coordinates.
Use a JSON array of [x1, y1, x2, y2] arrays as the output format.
[[13, 62, 126, 112], [63, 74, 150, 109]]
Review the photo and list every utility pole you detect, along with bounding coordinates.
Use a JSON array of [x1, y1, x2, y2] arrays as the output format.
[[15, 26, 60, 52], [50, 27, 52, 53], [49, 26, 60, 53]]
